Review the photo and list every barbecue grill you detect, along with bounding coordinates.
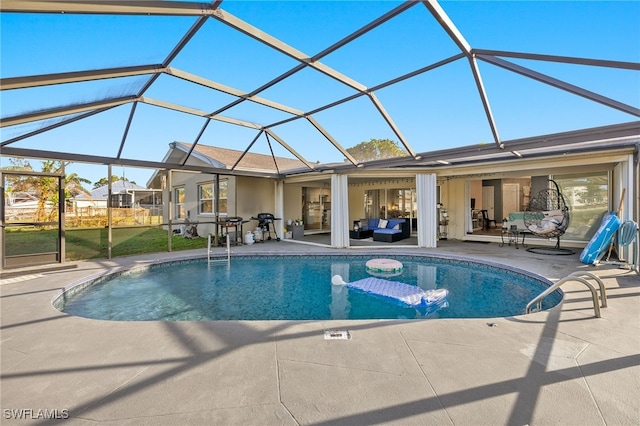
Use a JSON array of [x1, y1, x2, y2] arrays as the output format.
[[251, 213, 281, 241]]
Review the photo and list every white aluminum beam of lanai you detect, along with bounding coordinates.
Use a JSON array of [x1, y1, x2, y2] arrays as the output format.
[[0, 146, 279, 179], [0, 0, 370, 169], [2, 1, 638, 174], [422, 0, 503, 149], [477, 56, 640, 117], [0, 1, 222, 16], [0, 65, 165, 91], [203, 2, 421, 160]]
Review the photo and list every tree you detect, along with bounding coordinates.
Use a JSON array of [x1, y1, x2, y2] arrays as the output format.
[[93, 175, 136, 189], [346, 138, 408, 162], [3, 158, 33, 194], [65, 172, 92, 198]]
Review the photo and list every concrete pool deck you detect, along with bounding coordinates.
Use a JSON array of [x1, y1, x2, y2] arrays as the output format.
[[1, 240, 638, 425]]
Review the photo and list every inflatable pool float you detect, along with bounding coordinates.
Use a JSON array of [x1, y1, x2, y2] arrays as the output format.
[[331, 274, 448, 312], [365, 258, 403, 277], [580, 212, 621, 264]]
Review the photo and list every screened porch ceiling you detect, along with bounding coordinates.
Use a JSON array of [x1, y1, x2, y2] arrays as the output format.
[[1, 1, 639, 180]]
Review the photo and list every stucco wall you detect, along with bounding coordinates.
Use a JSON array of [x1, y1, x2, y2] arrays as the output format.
[[283, 184, 302, 225], [236, 176, 274, 220]]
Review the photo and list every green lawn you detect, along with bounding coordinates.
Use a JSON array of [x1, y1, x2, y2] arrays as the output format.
[[4, 226, 208, 261]]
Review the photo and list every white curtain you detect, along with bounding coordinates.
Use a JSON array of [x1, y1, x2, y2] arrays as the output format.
[[274, 180, 285, 238], [416, 173, 437, 248], [331, 174, 350, 248], [465, 181, 473, 234]]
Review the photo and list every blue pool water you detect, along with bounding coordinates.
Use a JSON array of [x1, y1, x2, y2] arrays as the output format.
[[56, 255, 561, 320]]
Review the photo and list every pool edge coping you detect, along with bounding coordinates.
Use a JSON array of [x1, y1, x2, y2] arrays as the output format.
[[51, 251, 560, 319]]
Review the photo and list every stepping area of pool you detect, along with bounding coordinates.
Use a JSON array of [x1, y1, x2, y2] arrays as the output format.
[[1, 240, 638, 425]]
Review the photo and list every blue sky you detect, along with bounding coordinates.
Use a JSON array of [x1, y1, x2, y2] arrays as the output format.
[[1, 1, 639, 187]]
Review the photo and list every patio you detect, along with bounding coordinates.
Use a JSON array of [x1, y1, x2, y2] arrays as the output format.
[[1, 240, 638, 425]]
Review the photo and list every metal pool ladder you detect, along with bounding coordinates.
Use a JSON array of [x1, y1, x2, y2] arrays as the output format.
[[526, 271, 607, 318], [208, 234, 231, 264]]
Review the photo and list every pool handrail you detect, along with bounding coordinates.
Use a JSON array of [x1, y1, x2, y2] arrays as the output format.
[[207, 233, 231, 264], [526, 271, 607, 318]]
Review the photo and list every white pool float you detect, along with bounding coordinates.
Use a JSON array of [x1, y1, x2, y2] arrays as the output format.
[[331, 274, 448, 310], [365, 258, 403, 277]]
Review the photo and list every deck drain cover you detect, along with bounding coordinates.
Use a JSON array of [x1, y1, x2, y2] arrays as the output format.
[[324, 330, 351, 340]]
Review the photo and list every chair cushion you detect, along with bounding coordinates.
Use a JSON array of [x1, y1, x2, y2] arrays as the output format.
[[387, 218, 404, 229]]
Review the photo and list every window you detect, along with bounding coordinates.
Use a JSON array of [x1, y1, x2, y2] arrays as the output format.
[[365, 188, 416, 219], [198, 183, 213, 215], [109, 193, 132, 208], [174, 187, 185, 219], [553, 172, 609, 241], [387, 189, 415, 218], [197, 179, 228, 215], [218, 179, 228, 215]]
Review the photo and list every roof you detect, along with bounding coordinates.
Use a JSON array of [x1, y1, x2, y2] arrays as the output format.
[[1, 1, 639, 180], [75, 179, 148, 200], [173, 142, 306, 173]]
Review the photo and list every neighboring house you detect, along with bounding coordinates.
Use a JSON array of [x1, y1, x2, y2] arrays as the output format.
[[151, 123, 638, 263], [4, 191, 54, 221], [71, 180, 163, 220]]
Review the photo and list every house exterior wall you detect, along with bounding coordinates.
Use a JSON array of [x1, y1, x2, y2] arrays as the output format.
[[236, 176, 275, 229], [283, 184, 302, 225], [155, 144, 635, 252]]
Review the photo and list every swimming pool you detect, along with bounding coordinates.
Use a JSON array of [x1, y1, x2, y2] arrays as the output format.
[[54, 255, 561, 320]]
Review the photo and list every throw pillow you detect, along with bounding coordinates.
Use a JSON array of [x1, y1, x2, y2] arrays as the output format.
[[378, 219, 388, 229], [393, 223, 400, 230]]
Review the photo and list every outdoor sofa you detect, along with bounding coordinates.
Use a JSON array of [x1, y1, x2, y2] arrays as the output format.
[[361, 218, 410, 243]]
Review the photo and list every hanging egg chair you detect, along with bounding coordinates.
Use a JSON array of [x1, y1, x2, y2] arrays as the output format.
[[523, 179, 574, 255]]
